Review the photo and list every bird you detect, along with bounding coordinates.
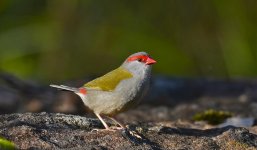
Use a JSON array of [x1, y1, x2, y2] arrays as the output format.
[[50, 52, 156, 130]]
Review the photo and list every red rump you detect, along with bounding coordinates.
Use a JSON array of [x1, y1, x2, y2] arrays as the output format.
[[79, 88, 87, 94]]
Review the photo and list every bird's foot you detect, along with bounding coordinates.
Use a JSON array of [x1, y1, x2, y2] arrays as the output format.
[[127, 130, 143, 139], [90, 127, 122, 132], [110, 126, 125, 130]]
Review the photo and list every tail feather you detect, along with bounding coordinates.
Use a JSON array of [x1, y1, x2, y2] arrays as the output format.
[[50, 84, 78, 92]]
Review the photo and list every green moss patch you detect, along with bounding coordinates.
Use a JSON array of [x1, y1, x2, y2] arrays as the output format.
[[0, 137, 16, 150], [193, 109, 233, 125]]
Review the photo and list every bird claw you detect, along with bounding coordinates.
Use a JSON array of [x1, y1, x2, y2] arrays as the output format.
[[110, 126, 124, 130], [128, 130, 143, 139], [90, 127, 120, 132], [90, 128, 101, 132]]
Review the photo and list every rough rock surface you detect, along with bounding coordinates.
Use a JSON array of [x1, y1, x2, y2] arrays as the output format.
[[0, 113, 257, 150]]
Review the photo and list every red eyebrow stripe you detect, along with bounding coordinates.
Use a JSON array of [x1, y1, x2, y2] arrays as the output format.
[[127, 55, 148, 62]]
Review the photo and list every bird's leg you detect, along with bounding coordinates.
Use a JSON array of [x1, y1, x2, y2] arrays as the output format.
[[92, 113, 117, 132], [94, 113, 110, 130], [108, 116, 125, 130]]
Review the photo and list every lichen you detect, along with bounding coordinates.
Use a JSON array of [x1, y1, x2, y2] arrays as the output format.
[[224, 140, 253, 150], [193, 109, 232, 125]]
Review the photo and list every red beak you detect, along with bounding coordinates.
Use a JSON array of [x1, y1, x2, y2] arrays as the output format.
[[146, 57, 157, 65]]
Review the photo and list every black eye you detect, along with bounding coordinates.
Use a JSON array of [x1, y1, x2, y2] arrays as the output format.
[[137, 58, 142, 62]]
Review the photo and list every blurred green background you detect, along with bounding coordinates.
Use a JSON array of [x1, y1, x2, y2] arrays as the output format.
[[0, 0, 256, 82]]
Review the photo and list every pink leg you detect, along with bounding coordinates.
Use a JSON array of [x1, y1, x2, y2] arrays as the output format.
[[95, 113, 110, 129]]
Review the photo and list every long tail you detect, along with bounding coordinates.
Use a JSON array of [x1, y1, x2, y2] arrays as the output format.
[[50, 84, 78, 92]]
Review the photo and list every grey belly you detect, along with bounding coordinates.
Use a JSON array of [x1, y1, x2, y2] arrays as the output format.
[[85, 78, 149, 116]]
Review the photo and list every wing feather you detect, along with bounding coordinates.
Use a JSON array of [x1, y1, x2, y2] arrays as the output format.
[[84, 67, 133, 91]]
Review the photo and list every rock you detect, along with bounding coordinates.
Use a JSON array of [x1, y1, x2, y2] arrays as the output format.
[[0, 113, 256, 149]]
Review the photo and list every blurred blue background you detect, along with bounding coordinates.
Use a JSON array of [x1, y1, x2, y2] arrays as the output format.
[[0, 0, 256, 82]]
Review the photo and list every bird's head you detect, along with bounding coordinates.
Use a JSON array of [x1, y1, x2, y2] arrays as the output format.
[[126, 52, 156, 65], [122, 52, 156, 74]]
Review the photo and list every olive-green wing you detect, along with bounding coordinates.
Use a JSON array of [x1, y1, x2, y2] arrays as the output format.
[[84, 67, 133, 91]]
